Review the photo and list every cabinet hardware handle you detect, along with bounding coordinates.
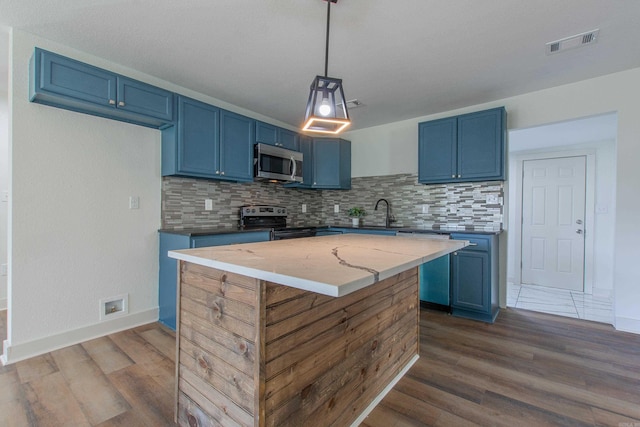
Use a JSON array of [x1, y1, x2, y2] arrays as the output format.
[[215, 171, 220, 174], [467, 242, 478, 246], [452, 175, 456, 178], [458, 174, 461, 178], [221, 171, 225, 175], [118, 101, 125, 107], [108, 99, 116, 105]]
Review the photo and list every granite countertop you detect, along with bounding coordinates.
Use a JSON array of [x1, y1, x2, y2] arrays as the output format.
[[168, 234, 467, 297], [159, 225, 502, 236]]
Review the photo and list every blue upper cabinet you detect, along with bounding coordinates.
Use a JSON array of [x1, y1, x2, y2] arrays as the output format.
[[418, 117, 457, 183], [312, 138, 351, 189], [117, 77, 173, 122], [30, 48, 174, 128], [255, 121, 298, 150], [419, 107, 506, 184], [162, 96, 253, 182], [219, 110, 254, 181], [171, 96, 220, 178], [288, 137, 350, 189]]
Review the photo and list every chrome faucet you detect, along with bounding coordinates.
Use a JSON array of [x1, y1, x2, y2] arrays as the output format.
[[374, 198, 395, 228]]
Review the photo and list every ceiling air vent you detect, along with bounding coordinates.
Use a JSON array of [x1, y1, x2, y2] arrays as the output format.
[[545, 29, 599, 55]]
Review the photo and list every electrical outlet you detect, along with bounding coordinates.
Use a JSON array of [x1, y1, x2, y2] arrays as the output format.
[[334, 204, 340, 213], [205, 199, 213, 210], [421, 204, 429, 214], [302, 204, 307, 213], [486, 194, 499, 204], [129, 196, 140, 209], [448, 205, 457, 214]]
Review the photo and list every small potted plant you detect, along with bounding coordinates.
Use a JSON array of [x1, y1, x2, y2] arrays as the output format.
[[348, 207, 366, 227]]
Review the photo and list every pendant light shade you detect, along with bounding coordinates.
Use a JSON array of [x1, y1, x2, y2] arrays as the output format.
[[302, 0, 351, 135], [302, 75, 350, 134]]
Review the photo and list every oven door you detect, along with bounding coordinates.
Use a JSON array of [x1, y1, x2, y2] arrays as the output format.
[[254, 143, 303, 182], [272, 228, 317, 240]]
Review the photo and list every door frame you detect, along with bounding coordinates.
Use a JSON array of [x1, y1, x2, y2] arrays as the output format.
[[512, 149, 595, 294]]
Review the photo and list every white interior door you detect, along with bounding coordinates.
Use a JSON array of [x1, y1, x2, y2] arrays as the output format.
[[521, 156, 586, 291]]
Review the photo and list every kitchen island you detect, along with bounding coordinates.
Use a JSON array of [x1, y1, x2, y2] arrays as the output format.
[[168, 234, 466, 427]]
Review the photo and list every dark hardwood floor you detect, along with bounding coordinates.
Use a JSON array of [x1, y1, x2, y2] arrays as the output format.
[[1, 308, 639, 426], [363, 308, 640, 427]]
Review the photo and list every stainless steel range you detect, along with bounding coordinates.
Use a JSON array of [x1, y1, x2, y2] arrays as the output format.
[[240, 205, 316, 240]]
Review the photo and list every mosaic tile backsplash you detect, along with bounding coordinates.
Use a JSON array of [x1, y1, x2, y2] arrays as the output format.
[[162, 174, 504, 231]]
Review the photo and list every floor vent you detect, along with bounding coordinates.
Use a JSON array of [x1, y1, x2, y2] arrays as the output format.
[[546, 29, 599, 55]]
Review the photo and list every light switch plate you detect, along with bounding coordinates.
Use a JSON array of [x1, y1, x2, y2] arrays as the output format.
[[334, 204, 340, 213], [302, 204, 307, 213], [1, 191, 7, 202], [205, 199, 213, 211], [129, 196, 139, 209], [421, 204, 429, 214]]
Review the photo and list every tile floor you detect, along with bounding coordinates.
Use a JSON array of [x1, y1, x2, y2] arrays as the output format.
[[507, 283, 613, 325]]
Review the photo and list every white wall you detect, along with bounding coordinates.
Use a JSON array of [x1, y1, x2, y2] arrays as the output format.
[[0, 91, 7, 310], [4, 30, 165, 363], [346, 67, 640, 333]]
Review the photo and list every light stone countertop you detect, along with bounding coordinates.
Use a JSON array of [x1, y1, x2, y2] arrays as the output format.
[[168, 234, 467, 297]]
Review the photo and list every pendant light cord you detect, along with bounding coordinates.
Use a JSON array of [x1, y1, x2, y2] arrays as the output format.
[[324, 0, 331, 77]]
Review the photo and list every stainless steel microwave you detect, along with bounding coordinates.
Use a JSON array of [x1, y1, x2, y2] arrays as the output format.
[[254, 143, 303, 183]]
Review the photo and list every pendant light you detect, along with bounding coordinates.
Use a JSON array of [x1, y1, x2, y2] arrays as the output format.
[[302, 0, 351, 135]]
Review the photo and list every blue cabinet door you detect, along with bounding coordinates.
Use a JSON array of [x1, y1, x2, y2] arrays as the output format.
[[219, 110, 254, 182], [451, 250, 490, 312], [278, 128, 298, 150], [31, 47, 117, 108], [176, 96, 220, 178], [298, 135, 313, 188], [457, 108, 505, 181], [312, 138, 351, 189], [117, 77, 174, 122], [418, 117, 457, 183], [255, 121, 278, 145]]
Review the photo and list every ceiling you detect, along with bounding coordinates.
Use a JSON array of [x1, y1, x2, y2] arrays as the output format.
[[0, 1, 639, 131]]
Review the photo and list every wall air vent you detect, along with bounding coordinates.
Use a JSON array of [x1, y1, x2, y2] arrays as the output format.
[[545, 29, 599, 55], [337, 99, 365, 109]]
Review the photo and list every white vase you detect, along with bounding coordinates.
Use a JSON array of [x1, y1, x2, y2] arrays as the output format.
[[352, 217, 361, 227]]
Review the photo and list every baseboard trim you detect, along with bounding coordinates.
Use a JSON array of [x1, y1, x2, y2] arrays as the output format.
[[1, 308, 158, 365], [615, 316, 640, 335], [350, 354, 419, 427]]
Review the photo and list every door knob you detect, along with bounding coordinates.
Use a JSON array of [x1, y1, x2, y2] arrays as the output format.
[[576, 229, 583, 234]]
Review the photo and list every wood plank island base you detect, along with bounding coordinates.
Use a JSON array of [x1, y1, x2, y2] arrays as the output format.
[[169, 234, 466, 426]]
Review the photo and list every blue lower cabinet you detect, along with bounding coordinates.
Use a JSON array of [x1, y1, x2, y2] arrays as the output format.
[[419, 255, 450, 306], [158, 231, 270, 330], [450, 233, 499, 323]]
